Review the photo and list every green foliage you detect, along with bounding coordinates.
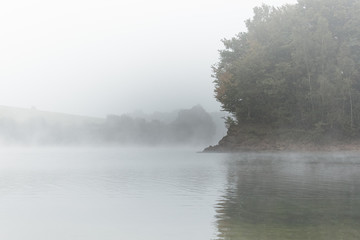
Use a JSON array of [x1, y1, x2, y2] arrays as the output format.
[[214, 0, 360, 137], [224, 116, 237, 129]]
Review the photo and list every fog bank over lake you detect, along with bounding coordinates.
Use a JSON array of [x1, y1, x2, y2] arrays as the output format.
[[1, 148, 360, 239], [0, 105, 226, 147]]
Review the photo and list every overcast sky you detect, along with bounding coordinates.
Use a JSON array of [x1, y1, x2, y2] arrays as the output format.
[[0, 0, 297, 117]]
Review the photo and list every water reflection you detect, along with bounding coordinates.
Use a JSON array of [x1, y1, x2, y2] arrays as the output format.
[[0, 148, 225, 240], [216, 153, 360, 240]]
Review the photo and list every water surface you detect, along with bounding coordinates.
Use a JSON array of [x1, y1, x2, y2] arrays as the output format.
[[216, 152, 360, 240], [0, 147, 225, 240], [0, 148, 360, 240]]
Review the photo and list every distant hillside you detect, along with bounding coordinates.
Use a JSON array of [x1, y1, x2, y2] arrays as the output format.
[[104, 105, 219, 146], [0, 105, 223, 146], [0, 105, 104, 145], [0, 105, 103, 125]]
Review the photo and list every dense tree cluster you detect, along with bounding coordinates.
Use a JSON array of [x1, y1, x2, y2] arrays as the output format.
[[214, 0, 360, 136]]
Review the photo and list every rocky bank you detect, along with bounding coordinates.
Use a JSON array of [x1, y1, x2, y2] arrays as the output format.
[[203, 124, 360, 152]]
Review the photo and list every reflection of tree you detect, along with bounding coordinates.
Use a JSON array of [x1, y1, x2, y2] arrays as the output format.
[[215, 153, 360, 240]]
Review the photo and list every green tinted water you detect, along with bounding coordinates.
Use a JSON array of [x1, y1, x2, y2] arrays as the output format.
[[215, 153, 360, 240]]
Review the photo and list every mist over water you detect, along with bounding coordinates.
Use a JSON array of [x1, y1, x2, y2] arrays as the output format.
[[0, 105, 226, 147], [1, 0, 355, 239], [0, 147, 226, 240], [0, 148, 359, 239]]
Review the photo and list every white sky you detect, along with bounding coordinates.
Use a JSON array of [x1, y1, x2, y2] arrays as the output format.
[[0, 0, 297, 117]]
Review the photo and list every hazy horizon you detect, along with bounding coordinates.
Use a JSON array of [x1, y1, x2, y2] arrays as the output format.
[[1, 0, 296, 118]]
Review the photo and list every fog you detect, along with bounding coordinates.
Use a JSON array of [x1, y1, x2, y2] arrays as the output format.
[[0, 0, 296, 118], [2, 2, 357, 239], [0, 105, 227, 147], [0, 0, 297, 147]]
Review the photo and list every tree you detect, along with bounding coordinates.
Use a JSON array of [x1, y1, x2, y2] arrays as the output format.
[[214, 0, 360, 136]]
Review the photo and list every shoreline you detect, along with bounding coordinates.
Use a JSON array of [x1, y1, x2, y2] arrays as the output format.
[[203, 126, 360, 153], [203, 143, 360, 153]]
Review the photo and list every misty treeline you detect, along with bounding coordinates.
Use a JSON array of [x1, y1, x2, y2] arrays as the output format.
[[0, 105, 221, 146], [102, 105, 216, 145], [214, 0, 360, 137]]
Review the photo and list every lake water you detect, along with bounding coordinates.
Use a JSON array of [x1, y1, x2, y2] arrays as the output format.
[[0, 148, 360, 240]]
